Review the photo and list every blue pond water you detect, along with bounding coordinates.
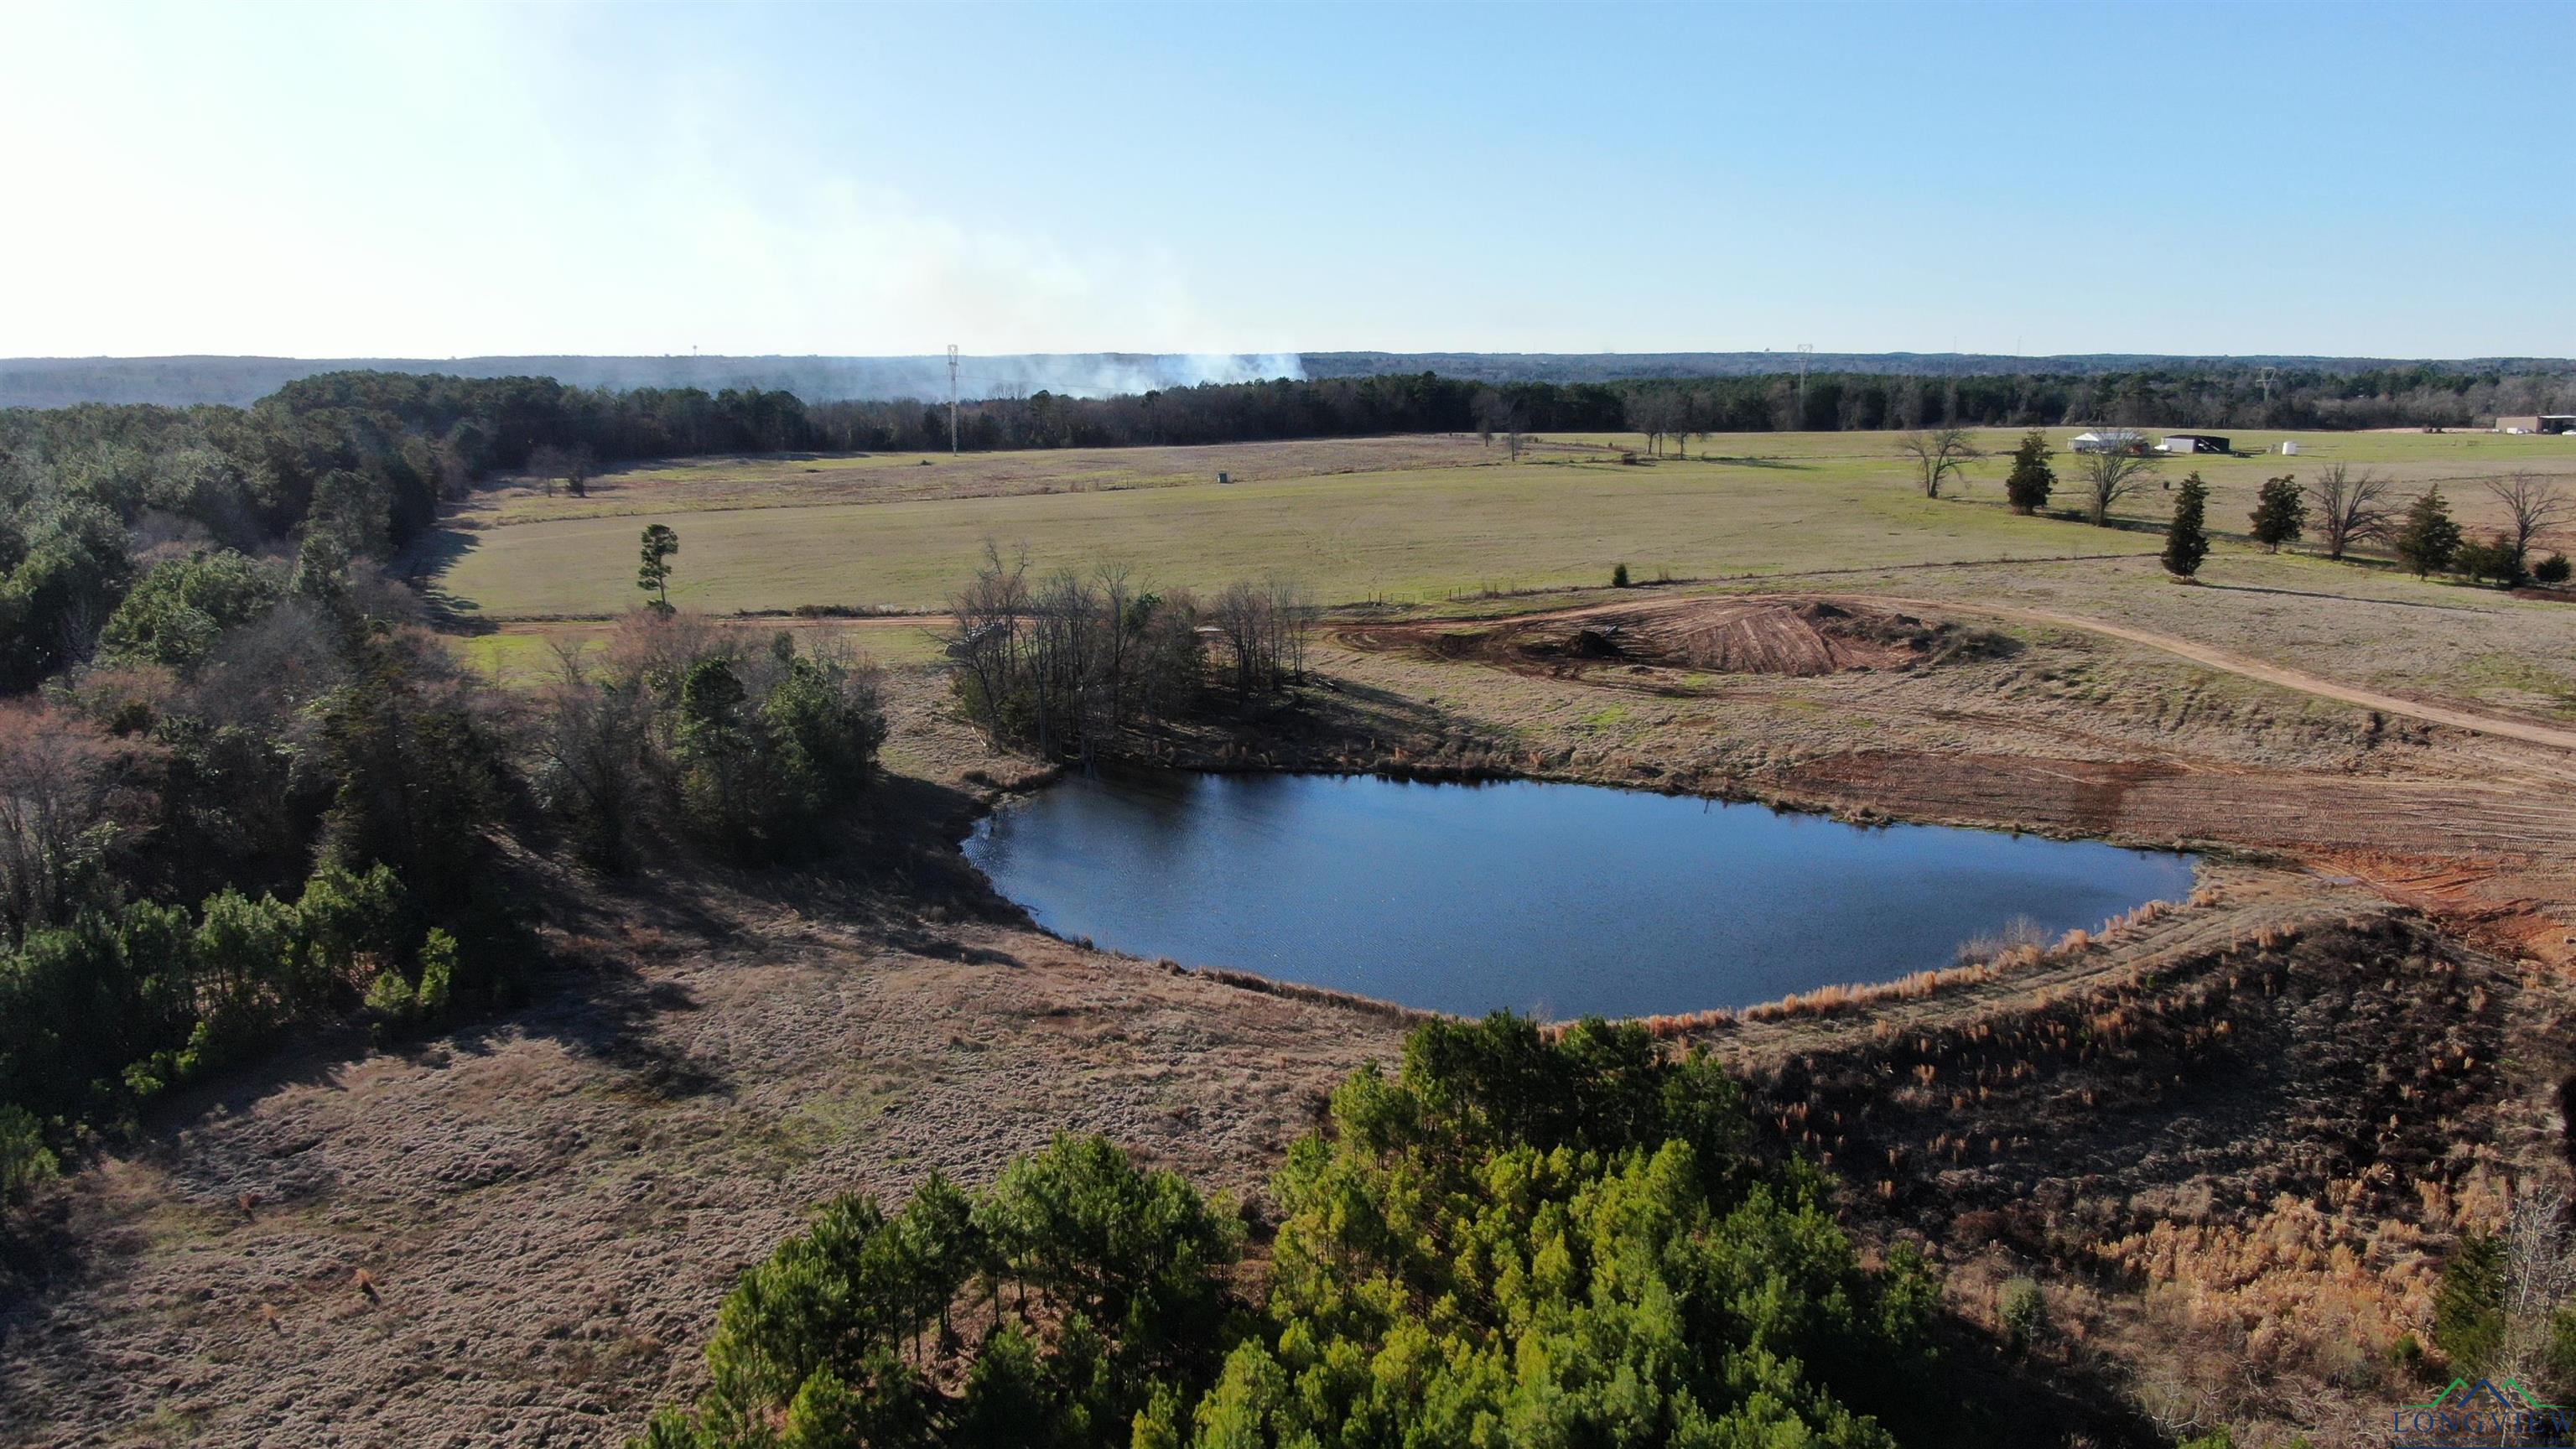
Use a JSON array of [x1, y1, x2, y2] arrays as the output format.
[[963, 770, 2197, 1020]]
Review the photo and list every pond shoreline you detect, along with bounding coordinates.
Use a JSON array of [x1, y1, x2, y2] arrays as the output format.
[[960, 764, 2204, 1021]]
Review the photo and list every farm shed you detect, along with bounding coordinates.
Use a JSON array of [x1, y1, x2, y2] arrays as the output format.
[[2545, 416, 2576, 435], [2070, 428, 2146, 454], [2158, 433, 2231, 454]]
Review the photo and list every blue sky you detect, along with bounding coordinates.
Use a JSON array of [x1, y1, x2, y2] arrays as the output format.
[[2, 1, 2565, 360]]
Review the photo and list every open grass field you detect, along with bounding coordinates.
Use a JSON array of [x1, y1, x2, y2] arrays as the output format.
[[477, 433, 1574, 525], [449, 615, 950, 687], [434, 428, 2576, 615], [432, 441, 2129, 619], [431, 428, 2576, 711]]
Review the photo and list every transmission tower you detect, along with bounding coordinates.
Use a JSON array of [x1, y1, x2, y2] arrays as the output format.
[[948, 345, 960, 455], [1795, 344, 1815, 423], [2254, 366, 2278, 407]]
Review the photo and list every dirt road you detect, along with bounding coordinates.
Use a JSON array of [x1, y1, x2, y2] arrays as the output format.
[[1870, 595, 2576, 756]]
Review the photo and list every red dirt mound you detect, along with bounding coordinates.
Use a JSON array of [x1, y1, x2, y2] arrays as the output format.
[[1342, 595, 1993, 683]]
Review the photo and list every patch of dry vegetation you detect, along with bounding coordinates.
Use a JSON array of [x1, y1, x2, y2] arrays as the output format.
[[1719, 911, 2568, 1446]]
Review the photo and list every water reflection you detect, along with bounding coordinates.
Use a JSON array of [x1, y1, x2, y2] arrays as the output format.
[[965, 769, 2197, 1020]]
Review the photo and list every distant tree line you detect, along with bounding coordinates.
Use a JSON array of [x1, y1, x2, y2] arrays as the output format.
[[1605, 364, 2576, 438], [806, 363, 2576, 452]]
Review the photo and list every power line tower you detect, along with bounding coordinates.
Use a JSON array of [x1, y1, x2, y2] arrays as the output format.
[[1795, 344, 1815, 424], [2254, 366, 2278, 408], [948, 345, 960, 455]]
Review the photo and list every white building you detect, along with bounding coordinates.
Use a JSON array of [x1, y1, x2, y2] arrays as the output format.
[[2070, 428, 2145, 454]]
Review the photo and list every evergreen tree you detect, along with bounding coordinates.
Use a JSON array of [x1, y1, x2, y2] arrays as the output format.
[[626, 1016, 1960, 1449], [2002, 429, 2054, 515], [2163, 472, 2211, 578], [638, 523, 679, 614], [2247, 474, 2307, 553], [2393, 486, 2464, 577]]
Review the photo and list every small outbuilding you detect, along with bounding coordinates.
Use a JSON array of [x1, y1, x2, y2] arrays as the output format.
[[2069, 428, 2146, 454], [2544, 416, 2576, 435], [2158, 433, 2231, 455]]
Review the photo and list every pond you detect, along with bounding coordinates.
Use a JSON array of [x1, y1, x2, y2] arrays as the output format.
[[963, 770, 2198, 1020]]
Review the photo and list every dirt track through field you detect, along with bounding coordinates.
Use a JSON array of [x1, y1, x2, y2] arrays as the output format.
[[1865, 595, 2576, 756]]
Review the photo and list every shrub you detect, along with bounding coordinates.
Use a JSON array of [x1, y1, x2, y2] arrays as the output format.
[[2003, 429, 2055, 515], [296, 862, 404, 992], [2393, 487, 2464, 577], [2248, 474, 2307, 553], [1612, 562, 1631, 588], [2000, 1275, 2046, 1357], [413, 929, 455, 1019], [364, 969, 416, 1021], [631, 1015, 1954, 1448], [2536, 553, 2572, 586], [648, 1139, 1232, 1449], [0, 1104, 58, 1206], [2457, 532, 2519, 585]]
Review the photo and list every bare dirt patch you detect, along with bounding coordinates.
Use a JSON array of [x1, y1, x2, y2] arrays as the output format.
[[1342, 594, 2005, 688]]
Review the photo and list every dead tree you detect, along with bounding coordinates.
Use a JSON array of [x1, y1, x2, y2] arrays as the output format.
[[2307, 465, 2397, 560], [2482, 471, 2574, 579], [2076, 444, 2160, 526], [1898, 427, 1981, 499]]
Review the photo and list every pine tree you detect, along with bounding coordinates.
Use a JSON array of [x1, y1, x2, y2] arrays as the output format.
[[638, 523, 680, 614], [2393, 486, 2464, 577], [2163, 472, 2211, 578], [2248, 474, 2307, 553], [2002, 429, 2054, 515]]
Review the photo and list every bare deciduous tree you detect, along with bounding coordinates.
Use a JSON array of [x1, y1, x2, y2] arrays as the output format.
[[2076, 444, 2161, 526], [527, 443, 597, 499], [532, 642, 653, 869], [2307, 465, 2398, 560], [1212, 577, 1311, 698], [1898, 427, 1981, 499], [1627, 392, 1678, 457], [943, 541, 1033, 749], [0, 704, 122, 943], [2493, 1184, 2576, 1389], [940, 544, 1301, 754], [1471, 388, 1506, 448], [2483, 471, 2574, 580]]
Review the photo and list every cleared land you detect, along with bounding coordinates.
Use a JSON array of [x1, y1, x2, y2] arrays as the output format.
[[434, 429, 2576, 719], [431, 448, 2104, 618], [476, 434, 1594, 524]]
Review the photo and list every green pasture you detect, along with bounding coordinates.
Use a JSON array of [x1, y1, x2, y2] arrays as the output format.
[[432, 451, 2139, 619]]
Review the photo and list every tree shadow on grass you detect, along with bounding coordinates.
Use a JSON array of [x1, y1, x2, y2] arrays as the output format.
[[2196, 579, 2504, 613], [402, 526, 489, 631], [1702, 454, 1820, 470]]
